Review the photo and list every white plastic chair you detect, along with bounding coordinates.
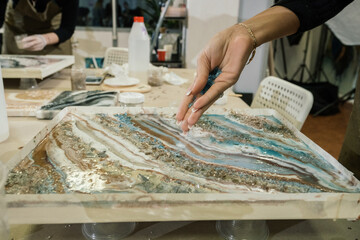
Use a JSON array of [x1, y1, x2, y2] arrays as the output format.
[[103, 47, 128, 67], [251, 76, 314, 130]]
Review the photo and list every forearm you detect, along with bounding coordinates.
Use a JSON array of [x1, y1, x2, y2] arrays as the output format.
[[242, 6, 300, 47], [42, 32, 60, 45], [55, 0, 79, 43]]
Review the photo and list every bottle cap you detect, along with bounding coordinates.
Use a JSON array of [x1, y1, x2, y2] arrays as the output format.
[[133, 16, 144, 23], [119, 92, 145, 104]]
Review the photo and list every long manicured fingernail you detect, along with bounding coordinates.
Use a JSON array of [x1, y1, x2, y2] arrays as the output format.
[[188, 124, 193, 129], [191, 108, 199, 113], [176, 120, 182, 126], [186, 90, 192, 96]]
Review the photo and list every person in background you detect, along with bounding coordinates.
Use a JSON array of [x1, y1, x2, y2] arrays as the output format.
[[92, 0, 104, 27], [122, 1, 132, 28], [121, 1, 142, 28], [176, 0, 360, 178], [77, 7, 90, 26], [0, 0, 79, 55]]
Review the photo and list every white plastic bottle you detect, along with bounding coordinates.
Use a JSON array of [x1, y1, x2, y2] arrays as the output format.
[[0, 67, 9, 143], [128, 16, 150, 82]]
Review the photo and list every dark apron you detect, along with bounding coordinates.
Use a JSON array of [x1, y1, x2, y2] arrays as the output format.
[[2, 0, 72, 55]]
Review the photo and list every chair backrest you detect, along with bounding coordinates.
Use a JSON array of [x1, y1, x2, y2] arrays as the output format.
[[251, 76, 314, 130], [103, 47, 128, 67]]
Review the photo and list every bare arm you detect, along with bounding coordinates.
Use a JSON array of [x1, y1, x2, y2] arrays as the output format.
[[243, 6, 299, 46], [176, 6, 300, 132]]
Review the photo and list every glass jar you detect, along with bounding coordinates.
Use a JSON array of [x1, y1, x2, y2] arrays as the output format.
[[0, 66, 9, 143], [71, 67, 87, 91], [118, 92, 144, 107], [147, 68, 164, 87]]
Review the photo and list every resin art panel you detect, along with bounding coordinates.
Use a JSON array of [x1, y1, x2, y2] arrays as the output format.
[[7, 107, 360, 194], [0, 55, 74, 79], [5, 107, 360, 223]]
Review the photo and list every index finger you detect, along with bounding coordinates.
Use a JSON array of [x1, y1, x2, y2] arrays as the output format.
[[176, 54, 211, 122], [187, 75, 231, 126]]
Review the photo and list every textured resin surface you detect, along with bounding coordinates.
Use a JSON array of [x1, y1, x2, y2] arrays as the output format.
[[0, 56, 61, 68], [6, 90, 60, 116], [6, 110, 360, 194]]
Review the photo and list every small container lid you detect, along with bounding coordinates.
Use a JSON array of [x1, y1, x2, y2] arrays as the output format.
[[119, 92, 145, 104], [133, 16, 144, 22]]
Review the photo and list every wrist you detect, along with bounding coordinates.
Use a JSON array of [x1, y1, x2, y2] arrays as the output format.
[[39, 34, 48, 45], [237, 23, 257, 64], [231, 23, 257, 64], [42, 33, 60, 45], [229, 24, 254, 48]]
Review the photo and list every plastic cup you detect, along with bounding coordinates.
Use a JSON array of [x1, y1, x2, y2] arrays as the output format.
[[216, 220, 269, 240], [118, 92, 145, 107], [19, 78, 38, 89], [82, 222, 137, 240], [0, 162, 9, 239], [157, 49, 166, 61], [164, 44, 173, 61], [71, 67, 87, 91], [15, 34, 27, 49]]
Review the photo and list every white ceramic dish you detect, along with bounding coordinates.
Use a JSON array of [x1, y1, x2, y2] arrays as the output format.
[[104, 77, 140, 87]]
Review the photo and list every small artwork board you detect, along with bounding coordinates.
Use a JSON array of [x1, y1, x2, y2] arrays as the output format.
[[36, 90, 119, 119], [4, 107, 360, 224], [0, 55, 74, 79]]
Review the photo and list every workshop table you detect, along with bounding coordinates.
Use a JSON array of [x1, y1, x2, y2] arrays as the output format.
[[1, 69, 359, 239]]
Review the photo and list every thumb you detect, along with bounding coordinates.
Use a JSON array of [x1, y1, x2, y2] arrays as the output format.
[[189, 53, 211, 96]]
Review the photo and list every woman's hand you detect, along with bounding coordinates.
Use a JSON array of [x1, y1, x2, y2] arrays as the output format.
[[175, 24, 254, 133], [175, 6, 300, 133], [21, 33, 60, 51], [22, 34, 48, 51]]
